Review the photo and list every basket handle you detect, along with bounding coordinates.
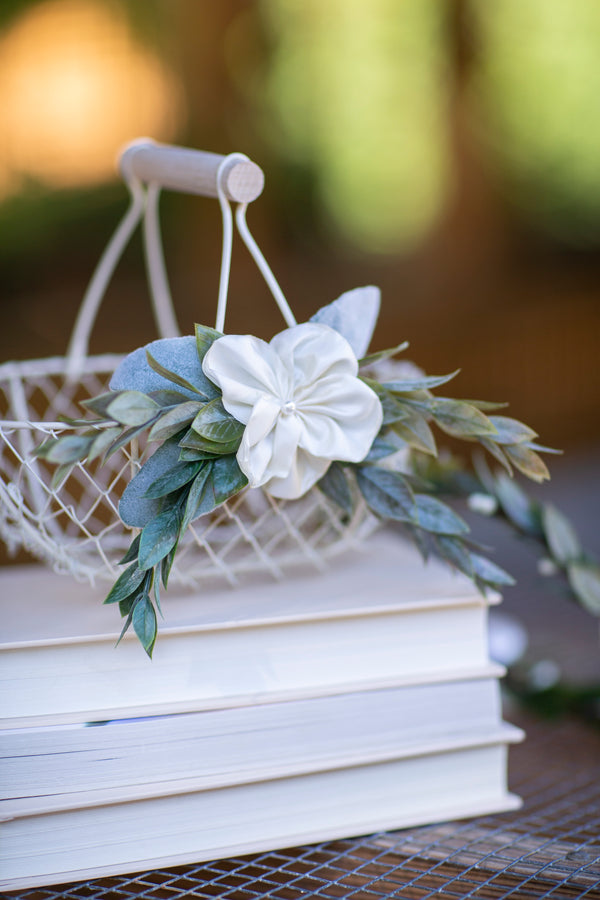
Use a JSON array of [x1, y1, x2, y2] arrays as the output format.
[[65, 139, 266, 377]]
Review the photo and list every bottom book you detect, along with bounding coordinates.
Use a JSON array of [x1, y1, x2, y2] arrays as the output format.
[[1, 726, 522, 890]]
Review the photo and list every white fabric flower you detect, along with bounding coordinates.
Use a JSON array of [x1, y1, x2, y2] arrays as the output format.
[[202, 322, 383, 499]]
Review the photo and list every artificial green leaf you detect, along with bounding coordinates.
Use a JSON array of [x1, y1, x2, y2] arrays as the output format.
[[147, 389, 191, 407], [358, 341, 409, 367], [181, 463, 214, 529], [504, 443, 550, 483], [41, 434, 94, 465], [493, 472, 542, 535], [50, 462, 75, 490], [434, 535, 474, 577], [318, 462, 354, 515], [144, 460, 202, 499], [361, 378, 410, 425], [391, 412, 437, 455], [479, 437, 513, 475], [526, 442, 562, 455], [115, 603, 136, 647], [153, 573, 163, 619], [462, 399, 509, 412], [403, 523, 430, 562], [132, 595, 157, 657], [118, 533, 141, 565], [178, 446, 219, 461], [191, 398, 244, 445], [138, 504, 183, 570], [81, 391, 120, 417], [363, 437, 399, 462], [431, 399, 497, 438], [87, 427, 121, 463], [356, 466, 416, 520], [542, 504, 582, 565], [414, 495, 469, 535], [104, 562, 147, 605], [470, 553, 515, 587], [57, 414, 98, 428], [161, 542, 178, 589], [146, 350, 208, 398], [148, 401, 205, 442], [382, 370, 460, 393], [487, 416, 538, 445], [195, 323, 222, 361], [179, 426, 240, 456], [212, 454, 248, 504], [104, 422, 150, 460], [118, 594, 136, 618], [106, 391, 160, 427], [567, 561, 600, 615]]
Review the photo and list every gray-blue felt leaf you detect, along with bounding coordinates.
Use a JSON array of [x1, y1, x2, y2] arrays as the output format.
[[309, 286, 380, 359], [119, 438, 183, 527], [110, 337, 219, 400]]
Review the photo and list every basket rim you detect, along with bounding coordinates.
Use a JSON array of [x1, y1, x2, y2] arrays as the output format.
[[0, 352, 126, 381], [0, 352, 126, 430]]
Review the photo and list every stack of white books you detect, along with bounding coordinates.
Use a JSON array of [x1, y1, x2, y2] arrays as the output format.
[[0, 530, 522, 890]]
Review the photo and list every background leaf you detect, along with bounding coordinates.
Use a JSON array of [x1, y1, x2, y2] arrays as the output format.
[[195, 323, 222, 360], [383, 370, 459, 393], [104, 563, 146, 605], [432, 399, 497, 438], [191, 398, 244, 445], [542, 504, 582, 564], [148, 401, 205, 442], [356, 466, 415, 520], [212, 455, 248, 504], [144, 460, 202, 500], [138, 504, 183, 570], [318, 462, 354, 514], [414, 494, 469, 535], [106, 391, 159, 426], [568, 562, 600, 615], [132, 596, 157, 657]]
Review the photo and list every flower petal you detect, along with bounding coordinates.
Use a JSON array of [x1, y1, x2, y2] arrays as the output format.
[[270, 322, 358, 387], [297, 376, 383, 461], [263, 448, 331, 499], [202, 334, 291, 423]]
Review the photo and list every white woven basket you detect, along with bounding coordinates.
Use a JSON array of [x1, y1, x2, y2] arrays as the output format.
[[0, 142, 374, 588]]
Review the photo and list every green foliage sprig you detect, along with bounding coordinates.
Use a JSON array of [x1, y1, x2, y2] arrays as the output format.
[[35, 334, 587, 656], [320, 347, 555, 595], [410, 450, 600, 618], [37, 325, 248, 656]]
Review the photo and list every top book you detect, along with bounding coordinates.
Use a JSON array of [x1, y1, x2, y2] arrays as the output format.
[[0, 530, 499, 727]]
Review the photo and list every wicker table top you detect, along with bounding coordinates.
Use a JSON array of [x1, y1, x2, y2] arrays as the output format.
[[5, 707, 600, 900]]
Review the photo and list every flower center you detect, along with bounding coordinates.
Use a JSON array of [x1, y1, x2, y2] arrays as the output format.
[[281, 400, 297, 415]]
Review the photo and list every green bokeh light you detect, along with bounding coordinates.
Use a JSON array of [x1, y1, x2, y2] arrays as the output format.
[[262, 0, 451, 253], [471, 0, 600, 244]]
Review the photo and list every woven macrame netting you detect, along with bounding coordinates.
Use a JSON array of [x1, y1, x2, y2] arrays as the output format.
[[0, 355, 374, 588]]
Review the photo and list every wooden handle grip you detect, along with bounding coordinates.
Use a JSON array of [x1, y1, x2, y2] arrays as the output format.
[[119, 140, 265, 203]]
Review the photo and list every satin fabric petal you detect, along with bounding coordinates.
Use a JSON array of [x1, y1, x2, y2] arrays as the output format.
[[270, 322, 358, 385], [201, 321, 382, 500], [263, 448, 331, 499], [202, 334, 291, 422]]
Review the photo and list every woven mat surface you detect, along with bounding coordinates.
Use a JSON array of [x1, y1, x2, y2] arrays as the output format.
[[5, 709, 600, 900]]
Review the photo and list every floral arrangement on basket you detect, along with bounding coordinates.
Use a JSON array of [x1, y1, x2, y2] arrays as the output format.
[[3, 142, 600, 656]]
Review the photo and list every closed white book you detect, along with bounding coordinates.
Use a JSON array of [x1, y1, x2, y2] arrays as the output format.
[[2, 667, 506, 810], [0, 725, 522, 891], [0, 532, 499, 726]]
